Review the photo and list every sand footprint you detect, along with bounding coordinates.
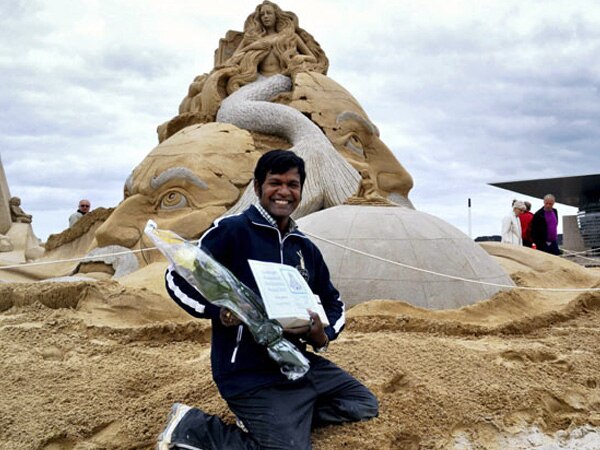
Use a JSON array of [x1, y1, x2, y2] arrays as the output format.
[[42, 422, 121, 450], [382, 371, 413, 393], [38, 345, 68, 361], [42, 436, 76, 450], [390, 431, 420, 450], [496, 346, 565, 367], [86, 422, 122, 447]]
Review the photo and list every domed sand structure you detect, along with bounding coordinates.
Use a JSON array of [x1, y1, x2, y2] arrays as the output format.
[[297, 205, 513, 309]]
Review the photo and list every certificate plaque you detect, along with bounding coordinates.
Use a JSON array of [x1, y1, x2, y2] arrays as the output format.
[[248, 259, 329, 329]]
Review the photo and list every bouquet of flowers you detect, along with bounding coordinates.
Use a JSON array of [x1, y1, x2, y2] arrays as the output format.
[[144, 220, 309, 380]]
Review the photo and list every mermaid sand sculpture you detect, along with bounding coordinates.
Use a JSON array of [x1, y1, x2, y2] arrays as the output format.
[[158, 0, 329, 137], [93, 0, 414, 263], [159, 1, 365, 217], [158, 1, 412, 212], [72, 1, 513, 310]]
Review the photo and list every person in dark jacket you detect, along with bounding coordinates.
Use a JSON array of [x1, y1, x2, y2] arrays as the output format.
[[157, 150, 378, 450], [530, 194, 560, 255]]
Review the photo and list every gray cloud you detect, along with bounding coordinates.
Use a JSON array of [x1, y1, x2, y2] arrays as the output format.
[[1, 0, 595, 241]]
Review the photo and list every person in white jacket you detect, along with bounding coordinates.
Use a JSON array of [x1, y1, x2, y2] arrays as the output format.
[[501, 200, 526, 245]]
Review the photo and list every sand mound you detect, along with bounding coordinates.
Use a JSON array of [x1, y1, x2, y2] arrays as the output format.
[[45, 207, 113, 252], [1, 246, 600, 449], [481, 242, 597, 282]]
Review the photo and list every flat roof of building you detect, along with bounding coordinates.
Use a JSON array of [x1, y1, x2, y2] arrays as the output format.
[[489, 174, 600, 208]]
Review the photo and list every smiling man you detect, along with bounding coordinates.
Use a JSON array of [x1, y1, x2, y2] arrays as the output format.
[[158, 149, 378, 450]]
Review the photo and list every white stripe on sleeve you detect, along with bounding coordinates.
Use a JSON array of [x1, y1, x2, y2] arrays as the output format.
[[166, 268, 206, 314], [331, 297, 346, 334]]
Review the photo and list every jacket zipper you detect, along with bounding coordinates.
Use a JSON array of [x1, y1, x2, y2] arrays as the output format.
[[231, 221, 285, 364], [252, 221, 301, 264], [277, 229, 284, 262], [231, 325, 243, 363]]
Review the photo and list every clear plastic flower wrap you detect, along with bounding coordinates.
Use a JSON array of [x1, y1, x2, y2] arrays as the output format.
[[144, 220, 310, 380]]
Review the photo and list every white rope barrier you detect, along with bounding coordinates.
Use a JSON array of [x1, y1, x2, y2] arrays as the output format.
[[560, 248, 600, 263], [560, 246, 600, 256], [1, 231, 599, 293], [302, 231, 600, 293], [0, 247, 157, 270]]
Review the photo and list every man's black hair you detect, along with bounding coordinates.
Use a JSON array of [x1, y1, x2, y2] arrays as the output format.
[[254, 149, 306, 188]]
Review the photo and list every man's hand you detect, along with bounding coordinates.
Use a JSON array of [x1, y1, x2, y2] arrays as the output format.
[[220, 308, 241, 327], [305, 311, 329, 348], [284, 311, 328, 348]]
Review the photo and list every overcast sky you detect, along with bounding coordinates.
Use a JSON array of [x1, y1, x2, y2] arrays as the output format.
[[2, 0, 598, 242]]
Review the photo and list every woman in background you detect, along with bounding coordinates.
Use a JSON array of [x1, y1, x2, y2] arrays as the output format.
[[501, 200, 526, 245]]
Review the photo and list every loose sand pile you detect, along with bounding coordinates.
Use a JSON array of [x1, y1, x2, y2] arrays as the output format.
[[1, 244, 600, 449]]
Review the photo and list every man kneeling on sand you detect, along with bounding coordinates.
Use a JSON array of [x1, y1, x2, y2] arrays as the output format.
[[157, 150, 378, 449]]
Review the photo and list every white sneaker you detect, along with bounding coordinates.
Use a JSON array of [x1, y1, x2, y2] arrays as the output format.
[[156, 403, 192, 450]]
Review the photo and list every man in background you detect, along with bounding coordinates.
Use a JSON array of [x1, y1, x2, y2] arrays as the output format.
[[531, 194, 560, 255], [69, 199, 90, 227]]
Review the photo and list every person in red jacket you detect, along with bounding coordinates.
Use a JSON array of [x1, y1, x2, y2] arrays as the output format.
[[519, 201, 534, 248]]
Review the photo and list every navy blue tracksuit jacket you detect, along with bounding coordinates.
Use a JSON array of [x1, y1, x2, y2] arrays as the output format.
[[165, 205, 346, 398]]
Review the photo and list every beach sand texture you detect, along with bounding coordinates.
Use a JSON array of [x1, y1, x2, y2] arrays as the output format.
[[1, 244, 600, 449]]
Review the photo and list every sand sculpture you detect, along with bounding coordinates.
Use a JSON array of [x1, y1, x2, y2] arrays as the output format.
[[297, 205, 514, 308], [1, 194, 42, 261], [0, 234, 12, 252], [94, 123, 261, 260], [216, 73, 360, 217], [355, 169, 381, 201], [94, 1, 413, 261], [76, 0, 511, 309], [288, 72, 414, 206], [0, 159, 44, 262], [0, 155, 12, 234], [9, 196, 32, 224], [157, 0, 413, 206], [4, 5, 600, 448], [345, 169, 393, 206], [0, 157, 14, 252], [158, 0, 328, 140]]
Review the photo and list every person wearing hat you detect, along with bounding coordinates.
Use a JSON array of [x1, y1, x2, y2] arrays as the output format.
[[501, 200, 526, 245]]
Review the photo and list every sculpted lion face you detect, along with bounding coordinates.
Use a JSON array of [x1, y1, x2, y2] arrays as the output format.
[[94, 123, 260, 259], [290, 72, 413, 205]]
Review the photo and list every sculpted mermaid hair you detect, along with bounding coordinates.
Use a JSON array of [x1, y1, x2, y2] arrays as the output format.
[[225, 1, 328, 93]]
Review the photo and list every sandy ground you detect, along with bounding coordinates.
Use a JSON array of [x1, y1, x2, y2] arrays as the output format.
[[1, 244, 600, 449]]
